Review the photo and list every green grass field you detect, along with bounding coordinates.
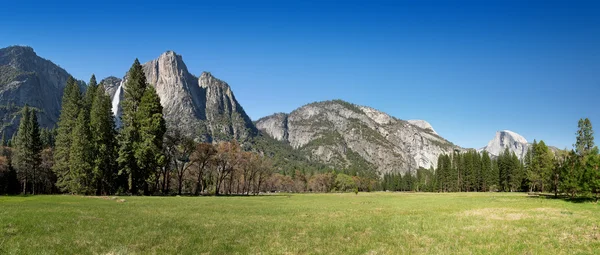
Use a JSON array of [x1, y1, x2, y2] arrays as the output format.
[[1, 193, 599, 254]]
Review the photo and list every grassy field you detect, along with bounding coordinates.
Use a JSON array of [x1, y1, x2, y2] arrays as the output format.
[[0, 193, 599, 255]]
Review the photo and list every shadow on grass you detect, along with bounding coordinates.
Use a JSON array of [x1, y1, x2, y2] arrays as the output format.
[[527, 193, 598, 203]]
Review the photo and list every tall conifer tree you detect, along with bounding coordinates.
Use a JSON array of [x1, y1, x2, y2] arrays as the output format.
[[53, 77, 82, 192]]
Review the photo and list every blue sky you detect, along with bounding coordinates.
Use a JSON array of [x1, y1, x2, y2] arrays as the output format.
[[1, 0, 598, 149]]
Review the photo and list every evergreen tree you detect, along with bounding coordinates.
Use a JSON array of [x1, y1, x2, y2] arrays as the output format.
[[509, 152, 523, 192], [12, 106, 42, 194], [534, 141, 553, 192], [69, 111, 93, 194], [134, 86, 166, 194], [118, 59, 166, 194], [582, 148, 600, 201], [481, 151, 492, 191], [575, 118, 594, 156], [83, 75, 98, 111], [28, 109, 42, 194], [524, 141, 537, 191], [90, 83, 118, 195], [490, 158, 499, 191], [560, 150, 581, 197], [436, 154, 445, 192], [53, 77, 82, 192], [451, 152, 461, 192], [118, 59, 147, 194]]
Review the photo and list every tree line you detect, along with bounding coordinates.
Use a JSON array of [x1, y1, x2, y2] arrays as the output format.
[[0, 59, 381, 195], [0, 59, 597, 197], [381, 118, 600, 200]]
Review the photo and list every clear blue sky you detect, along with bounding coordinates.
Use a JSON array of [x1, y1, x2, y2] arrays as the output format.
[[1, 0, 598, 149]]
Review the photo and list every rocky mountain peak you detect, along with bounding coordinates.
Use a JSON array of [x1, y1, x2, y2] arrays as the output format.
[[0, 46, 76, 138], [481, 130, 529, 159], [107, 51, 256, 141], [407, 120, 438, 135], [256, 100, 458, 175]]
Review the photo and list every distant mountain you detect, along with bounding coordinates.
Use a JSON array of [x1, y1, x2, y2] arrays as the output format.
[[0, 46, 84, 138], [3, 45, 565, 175], [256, 100, 459, 175], [480, 130, 529, 159], [107, 51, 256, 142]]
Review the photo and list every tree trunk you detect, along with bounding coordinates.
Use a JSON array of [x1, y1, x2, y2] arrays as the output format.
[[22, 176, 27, 194]]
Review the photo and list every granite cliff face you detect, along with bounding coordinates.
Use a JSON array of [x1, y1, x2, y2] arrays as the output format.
[[0, 46, 82, 137], [256, 100, 459, 175], [480, 130, 530, 159], [108, 51, 256, 141]]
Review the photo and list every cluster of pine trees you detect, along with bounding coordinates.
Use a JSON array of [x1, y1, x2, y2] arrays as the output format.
[[556, 118, 600, 199], [0, 58, 597, 197], [381, 118, 600, 199], [0, 59, 281, 196]]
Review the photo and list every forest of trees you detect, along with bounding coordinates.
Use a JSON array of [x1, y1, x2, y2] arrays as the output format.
[[0, 59, 380, 196], [381, 118, 600, 200], [0, 60, 598, 198]]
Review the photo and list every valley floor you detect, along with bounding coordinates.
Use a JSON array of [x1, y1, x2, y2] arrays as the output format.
[[0, 193, 598, 254]]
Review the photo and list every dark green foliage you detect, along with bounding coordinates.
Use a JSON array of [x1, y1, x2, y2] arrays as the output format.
[[575, 118, 594, 156], [118, 59, 147, 194], [53, 77, 81, 192], [83, 74, 98, 114], [90, 83, 118, 195], [525, 140, 553, 192], [69, 111, 93, 194], [135, 86, 166, 194], [433, 148, 525, 193], [560, 150, 582, 197], [40, 128, 56, 148], [251, 133, 329, 176], [12, 105, 42, 194], [118, 59, 166, 195], [480, 151, 492, 191]]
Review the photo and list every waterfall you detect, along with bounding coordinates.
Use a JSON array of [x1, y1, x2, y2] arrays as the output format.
[[111, 82, 123, 127]]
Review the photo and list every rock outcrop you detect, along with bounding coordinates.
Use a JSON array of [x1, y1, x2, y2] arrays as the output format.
[[0, 46, 82, 137], [480, 130, 529, 159], [407, 120, 438, 135], [256, 100, 459, 175], [108, 51, 256, 141]]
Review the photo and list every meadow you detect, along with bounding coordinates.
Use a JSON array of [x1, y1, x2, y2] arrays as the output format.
[[0, 192, 598, 254]]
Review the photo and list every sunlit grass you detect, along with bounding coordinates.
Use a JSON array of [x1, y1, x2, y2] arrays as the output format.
[[1, 193, 598, 254]]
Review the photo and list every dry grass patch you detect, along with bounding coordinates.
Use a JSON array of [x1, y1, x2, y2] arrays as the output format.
[[460, 207, 569, 221]]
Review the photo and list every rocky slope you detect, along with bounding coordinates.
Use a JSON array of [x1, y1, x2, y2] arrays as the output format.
[[480, 130, 529, 159], [0, 46, 83, 138], [256, 100, 459, 175], [108, 51, 256, 141]]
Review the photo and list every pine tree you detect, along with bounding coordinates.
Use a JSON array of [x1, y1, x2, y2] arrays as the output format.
[[534, 141, 553, 192], [560, 150, 581, 197], [12, 106, 42, 194], [118, 59, 156, 194], [135, 86, 166, 194], [481, 151, 492, 192], [69, 111, 93, 194], [53, 77, 82, 192], [28, 109, 42, 194], [436, 154, 445, 192], [524, 141, 537, 191], [13, 106, 31, 194], [583, 148, 600, 201], [490, 158, 499, 191], [83, 75, 98, 109], [90, 83, 118, 195], [575, 118, 595, 156]]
